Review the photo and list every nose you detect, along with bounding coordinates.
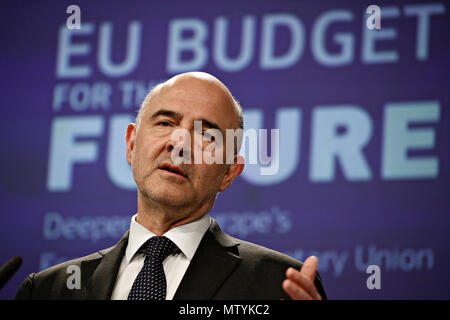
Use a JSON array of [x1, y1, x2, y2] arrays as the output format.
[[167, 129, 192, 164], [167, 143, 185, 158]]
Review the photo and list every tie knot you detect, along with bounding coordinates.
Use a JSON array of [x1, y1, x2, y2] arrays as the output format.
[[144, 236, 177, 261]]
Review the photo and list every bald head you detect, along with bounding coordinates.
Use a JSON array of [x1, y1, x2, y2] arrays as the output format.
[[135, 72, 243, 133]]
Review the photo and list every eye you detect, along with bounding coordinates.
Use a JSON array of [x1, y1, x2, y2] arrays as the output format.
[[157, 121, 171, 127]]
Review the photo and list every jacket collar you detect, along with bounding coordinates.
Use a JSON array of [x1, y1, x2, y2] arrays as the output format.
[[80, 218, 241, 300], [81, 230, 129, 299], [173, 218, 241, 299]]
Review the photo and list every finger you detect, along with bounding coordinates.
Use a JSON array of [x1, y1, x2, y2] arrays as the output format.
[[282, 279, 313, 300], [286, 268, 322, 300], [300, 256, 318, 282]]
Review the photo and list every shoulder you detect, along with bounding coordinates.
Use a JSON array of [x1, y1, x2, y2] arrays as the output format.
[[34, 250, 106, 281], [14, 247, 114, 300], [235, 238, 303, 269], [207, 218, 303, 271], [209, 225, 327, 299], [231, 238, 327, 300]]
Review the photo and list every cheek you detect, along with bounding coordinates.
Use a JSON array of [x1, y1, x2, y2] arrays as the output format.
[[137, 134, 161, 157], [131, 148, 144, 181], [193, 165, 226, 188], [132, 138, 159, 173]]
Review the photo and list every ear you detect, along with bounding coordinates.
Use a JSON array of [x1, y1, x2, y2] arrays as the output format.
[[125, 123, 137, 165], [219, 155, 245, 192]]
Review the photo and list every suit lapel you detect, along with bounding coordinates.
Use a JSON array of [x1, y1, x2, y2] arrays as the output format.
[[82, 231, 129, 299], [173, 219, 241, 299], [79, 219, 240, 299]]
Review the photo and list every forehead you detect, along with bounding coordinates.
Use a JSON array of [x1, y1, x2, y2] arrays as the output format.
[[145, 77, 237, 130]]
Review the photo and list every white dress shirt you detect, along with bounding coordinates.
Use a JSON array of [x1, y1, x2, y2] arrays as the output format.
[[110, 213, 211, 300]]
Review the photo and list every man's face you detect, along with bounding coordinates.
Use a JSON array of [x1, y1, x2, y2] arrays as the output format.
[[126, 76, 241, 212]]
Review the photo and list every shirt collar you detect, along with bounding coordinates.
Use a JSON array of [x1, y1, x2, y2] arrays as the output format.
[[125, 213, 211, 263]]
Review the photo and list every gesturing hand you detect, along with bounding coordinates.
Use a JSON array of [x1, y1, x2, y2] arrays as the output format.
[[282, 256, 322, 300]]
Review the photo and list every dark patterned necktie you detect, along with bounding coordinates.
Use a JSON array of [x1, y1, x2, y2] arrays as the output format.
[[127, 236, 177, 300]]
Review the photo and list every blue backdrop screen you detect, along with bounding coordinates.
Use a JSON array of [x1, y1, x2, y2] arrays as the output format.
[[0, 0, 449, 299]]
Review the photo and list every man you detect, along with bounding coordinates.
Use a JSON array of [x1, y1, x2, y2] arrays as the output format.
[[15, 72, 326, 300]]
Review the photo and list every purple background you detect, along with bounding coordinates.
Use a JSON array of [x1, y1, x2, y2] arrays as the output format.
[[0, 0, 449, 299]]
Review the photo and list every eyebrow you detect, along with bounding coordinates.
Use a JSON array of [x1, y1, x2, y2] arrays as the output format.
[[151, 109, 222, 132], [150, 109, 182, 121], [198, 118, 221, 132]]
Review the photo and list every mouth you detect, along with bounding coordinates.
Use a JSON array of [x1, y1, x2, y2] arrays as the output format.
[[158, 163, 188, 179]]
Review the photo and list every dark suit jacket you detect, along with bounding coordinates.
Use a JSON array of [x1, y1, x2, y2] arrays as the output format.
[[15, 219, 327, 300]]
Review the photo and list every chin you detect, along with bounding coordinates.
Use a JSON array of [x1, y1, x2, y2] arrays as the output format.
[[156, 196, 193, 208], [148, 188, 193, 207]]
